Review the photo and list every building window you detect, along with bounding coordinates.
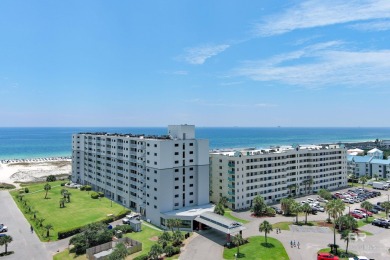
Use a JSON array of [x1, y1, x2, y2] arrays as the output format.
[[190, 200, 194, 203], [189, 192, 193, 195], [175, 177, 179, 181], [175, 144, 179, 147], [175, 194, 179, 198], [175, 161, 179, 164], [189, 184, 193, 187], [154, 153, 157, 156], [154, 205, 157, 209], [175, 152, 179, 155], [189, 176, 193, 179], [154, 144, 157, 147], [189, 151, 194, 154], [189, 159, 193, 163], [175, 169, 179, 172], [189, 143, 193, 146], [174, 203, 179, 206], [175, 186, 179, 189]]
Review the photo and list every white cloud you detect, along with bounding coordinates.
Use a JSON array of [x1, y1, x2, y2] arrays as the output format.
[[255, 0, 390, 36], [182, 44, 230, 65], [235, 42, 390, 88], [349, 19, 390, 31]]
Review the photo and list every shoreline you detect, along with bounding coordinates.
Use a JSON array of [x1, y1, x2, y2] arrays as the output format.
[[0, 156, 71, 164]]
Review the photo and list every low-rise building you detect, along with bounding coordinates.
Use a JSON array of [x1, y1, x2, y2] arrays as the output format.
[[210, 144, 348, 210]]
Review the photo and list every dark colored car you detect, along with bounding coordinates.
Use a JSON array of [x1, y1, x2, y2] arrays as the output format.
[[271, 206, 283, 214], [371, 219, 390, 228], [370, 208, 378, 214], [373, 205, 384, 211]]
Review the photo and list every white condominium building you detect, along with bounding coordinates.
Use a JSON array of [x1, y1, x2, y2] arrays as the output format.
[[71, 125, 210, 228], [210, 144, 348, 210]]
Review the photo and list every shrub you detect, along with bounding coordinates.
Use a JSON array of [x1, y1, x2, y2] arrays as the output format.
[[114, 225, 133, 234], [80, 186, 86, 191], [91, 192, 99, 199], [98, 192, 104, 197], [58, 226, 83, 239], [18, 189, 25, 194], [46, 175, 57, 182], [24, 187, 29, 193], [60, 182, 66, 186], [115, 209, 131, 220], [0, 183, 16, 189], [133, 255, 148, 260], [85, 185, 92, 191], [173, 246, 181, 255]]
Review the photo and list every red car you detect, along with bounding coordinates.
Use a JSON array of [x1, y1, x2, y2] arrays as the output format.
[[358, 209, 373, 217], [349, 212, 364, 219], [317, 252, 339, 260]]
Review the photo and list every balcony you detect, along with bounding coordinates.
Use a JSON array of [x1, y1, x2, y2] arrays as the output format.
[[228, 198, 235, 203], [228, 162, 235, 167], [228, 170, 235, 175], [228, 184, 235, 189], [228, 191, 235, 195], [228, 177, 235, 182]]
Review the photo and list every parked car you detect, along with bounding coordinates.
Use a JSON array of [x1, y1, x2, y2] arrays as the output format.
[[369, 208, 378, 214], [317, 197, 328, 203], [348, 256, 370, 260], [0, 224, 7, 233], [373, 205, 384, 211], [349, 212, 364, 219], [353, 210, 367, 217], [122, 218, 131, 224], [271, 206, 283, 214], [314, 205, 325, 212], [358, 209, 373, 217], [371, 219, 390, 228], [318, 252, 339, 260]]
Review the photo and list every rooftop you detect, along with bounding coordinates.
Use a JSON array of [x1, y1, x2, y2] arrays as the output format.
[[371, 159, 390, 165], [162, 203, 214, 217], [76, 132, 172, 140]]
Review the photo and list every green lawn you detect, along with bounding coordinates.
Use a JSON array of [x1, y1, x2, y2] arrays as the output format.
[[272, 222, 291, 231], [357, 217, 373, 227], [53, 249, 86, 260], [10, 181, 125, 241], [224, 210, 250, 224], [223, 236, 289, 260]]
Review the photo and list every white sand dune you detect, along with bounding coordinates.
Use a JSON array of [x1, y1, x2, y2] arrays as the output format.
[[0, 159, 71, 184]]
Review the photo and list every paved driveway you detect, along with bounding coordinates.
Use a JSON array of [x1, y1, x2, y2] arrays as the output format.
[[180, 229, 225, 260], [0, 191, 51, 260]]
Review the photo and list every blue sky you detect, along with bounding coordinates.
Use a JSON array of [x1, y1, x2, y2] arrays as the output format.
[[1, 0, 390, 127]]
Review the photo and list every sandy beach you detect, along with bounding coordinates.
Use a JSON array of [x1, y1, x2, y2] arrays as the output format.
[[0, 158, 72, 185]]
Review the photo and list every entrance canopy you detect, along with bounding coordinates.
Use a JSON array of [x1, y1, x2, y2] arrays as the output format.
[[195, 211, 246, 235]]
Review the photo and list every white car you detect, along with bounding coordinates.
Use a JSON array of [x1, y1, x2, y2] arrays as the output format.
[[0, 224, 7, 233], [314, 206, 325, 212], [317, 197, 328, 203], [353, 210, 367, 217], [348, 256, 369, 260], [307, 198, 315, 203]]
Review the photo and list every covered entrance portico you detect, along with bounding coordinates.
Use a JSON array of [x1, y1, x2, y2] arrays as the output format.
[[194, 211, 246, 242]]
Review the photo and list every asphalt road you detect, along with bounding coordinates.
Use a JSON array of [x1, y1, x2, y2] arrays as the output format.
[[0, 191, 51, 260]]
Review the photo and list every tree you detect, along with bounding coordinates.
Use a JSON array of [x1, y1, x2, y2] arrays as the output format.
[[0, 235, 13, 254], [158, 231, 172, 248], [214, 202, 225, 215], [360, 201, 373, 223], [326, 199, 345, 255], [164, 244, 175, 257], [373, 174, 379, 181], [166, 219, 175, 232], [44, 224, 53, 238], [231, 234, 245, 256], [173, 219, 182, 231], [219, 196, 228, 207], [340, 229, 351, 255], [290, 201, 302, 224], [37, 217, 45, 227], [280, 198, 294, 216], [44, 183, 51, 199], [318, 189, 332, 201], [108, 242, 128, 260], [301, 203, 312, 224], [336, 215, 357, 232], [252, 195, 267, 216], [259, 220, 273, 244], [381, 201, 390, 217], [359, 176, 368, 189], [59, 198, 65, 208], [172, 230, 184, 246], [148, 244, 163, 260]]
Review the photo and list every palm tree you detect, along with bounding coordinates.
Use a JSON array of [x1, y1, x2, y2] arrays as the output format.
[[148, 244, 163, 260], [360, 201, 373, 223], [280, 198, 293, 216], [341, 229, 351, 255], [307, 177, 313, 194], [290, 201, 301, 224], [59, 198, 65, 208], [326, 199, 345, 255], [173, 219, 182, 231], [44, 224, 53, 238], [166, 219, 175, 232], [37, 217, 45, 227], [214, 202, 225, 215], [44, 183, 51, 199], [302, 180, 308, 194], [301, 203, 312, 224], [359, 176, 368, 189], [0, 235, 13, 254], [219, 196, 228, 207], [373, 174, 379, 181], [337, 215, 357, 232], [381, 201, 390, 217], [259, 220, 273, 244], [231, 234, 245, 256]]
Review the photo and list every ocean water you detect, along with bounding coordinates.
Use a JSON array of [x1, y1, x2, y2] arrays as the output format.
[[0, 127, 390, 160]]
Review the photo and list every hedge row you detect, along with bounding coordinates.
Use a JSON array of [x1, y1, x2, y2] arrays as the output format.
[[57, 209, 130, 239]]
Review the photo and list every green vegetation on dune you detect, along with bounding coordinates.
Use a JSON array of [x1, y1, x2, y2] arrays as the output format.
[[10, 181, 124, 241], [223, 236, 289, 260]]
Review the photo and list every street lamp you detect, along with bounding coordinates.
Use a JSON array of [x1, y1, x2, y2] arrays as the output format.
[[348, 206, 350, 214], [387, 194, 389, 202]]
